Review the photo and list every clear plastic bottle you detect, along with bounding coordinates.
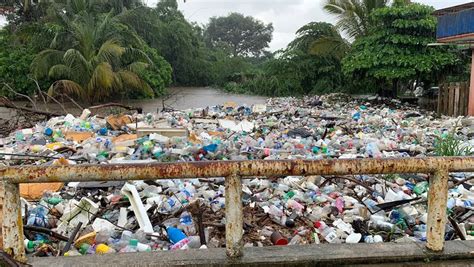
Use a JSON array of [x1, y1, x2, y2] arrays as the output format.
[[121, 239, 139, 253], [314, 221, 337, 243]]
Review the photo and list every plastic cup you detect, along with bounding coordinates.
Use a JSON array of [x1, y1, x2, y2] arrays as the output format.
[[270, 231, 288, 246]]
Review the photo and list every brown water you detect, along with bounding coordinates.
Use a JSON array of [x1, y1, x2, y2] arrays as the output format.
[[123, 87, 267, 113], [0, 87, 267, 119]]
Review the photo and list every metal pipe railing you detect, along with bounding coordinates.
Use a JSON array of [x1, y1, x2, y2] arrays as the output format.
[[2, 156, 473, 262]]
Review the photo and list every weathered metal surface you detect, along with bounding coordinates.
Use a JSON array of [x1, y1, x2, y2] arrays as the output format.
[[225, 174, 243, 258], [426, 168, 449, 251], [437, 8, 474, 40], [1, 182, 26, 262], [1, 157, 473, 261], [2, 157, 474, 184], [0, 183, 3, 250]]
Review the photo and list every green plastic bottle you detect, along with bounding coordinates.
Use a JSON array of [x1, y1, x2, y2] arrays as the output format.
[[413, 181, 429, 195]]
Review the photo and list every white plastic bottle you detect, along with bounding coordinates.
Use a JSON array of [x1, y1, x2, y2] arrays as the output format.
[[314, 221, 337, 243]]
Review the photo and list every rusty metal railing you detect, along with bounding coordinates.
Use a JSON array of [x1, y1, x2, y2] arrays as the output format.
[[2, 157, 474, 262]]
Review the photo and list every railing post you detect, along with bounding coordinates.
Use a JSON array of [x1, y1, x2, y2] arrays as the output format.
[[225, 173, 243, 258], [1, 181, 26, 262], [426, 168, 449, 252]]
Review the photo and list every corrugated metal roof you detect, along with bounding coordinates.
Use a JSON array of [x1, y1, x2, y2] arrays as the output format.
[[433, 2, 474, 16]]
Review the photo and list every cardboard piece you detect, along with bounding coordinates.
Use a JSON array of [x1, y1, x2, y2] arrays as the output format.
[[65, 132, 94, 143], [20, 183, 64, 200], [106, 115, 133, 130], [137, 128, 188, 138]]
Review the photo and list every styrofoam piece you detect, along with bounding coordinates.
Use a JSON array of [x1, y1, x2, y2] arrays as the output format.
[[117, 207, 128, 228], [121, 183, 153, 233], [57, 197, 99, 234], [92, 218, 116, 233]]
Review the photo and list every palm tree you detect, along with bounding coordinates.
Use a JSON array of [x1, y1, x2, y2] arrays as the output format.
[[31, 12, 153, 103], [323, 0, 389, 39], [287, 22, 350, 60]]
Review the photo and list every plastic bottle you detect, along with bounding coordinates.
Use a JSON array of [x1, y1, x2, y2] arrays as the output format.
[[366, 142, 382, 158], [24, 239, 44, 253], [27, 206, 48, 227], [79, 243, 95, 255], [167, 227, 190, 250], [413, 181, 429, 195], [314, 221, 337, 243], [121, 239, 139, 253]]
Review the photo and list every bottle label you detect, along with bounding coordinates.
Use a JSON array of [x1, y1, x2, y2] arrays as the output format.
[[171, 238, 189, 250]]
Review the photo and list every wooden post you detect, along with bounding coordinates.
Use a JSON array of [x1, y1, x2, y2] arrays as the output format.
[[454, 83, 460, 116], [437, 84, 443, 116], [444, 84, 450, 115], [469, 49, 474, 116]]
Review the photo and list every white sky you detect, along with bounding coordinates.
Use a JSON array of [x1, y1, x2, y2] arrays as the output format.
[[0, 0, 469, 51]]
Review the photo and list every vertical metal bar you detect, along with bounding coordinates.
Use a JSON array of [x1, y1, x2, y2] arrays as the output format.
[[0, 182, 4, 250], [426, 168, 449, 252], [2, 182, 26, 262], [225, 173, 243, 258]]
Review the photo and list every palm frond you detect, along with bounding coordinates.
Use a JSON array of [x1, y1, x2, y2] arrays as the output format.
[[127, 62, 149, 73], [48, 64, 72, 79], [31, 49, 65, 79], [90, 62, 115, 91], [96, 39, 126, 64], [48, 80, 85, 99]]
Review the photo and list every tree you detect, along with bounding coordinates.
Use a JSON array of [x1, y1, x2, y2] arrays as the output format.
[[323, 0, 389, 39], [288, 22, 350, 60], [224, 22, 346, 96], [0, 29, 50, 96], [31, 13, 156, 103], [342, 3, 462, 97], [205, 13, 273, 57]]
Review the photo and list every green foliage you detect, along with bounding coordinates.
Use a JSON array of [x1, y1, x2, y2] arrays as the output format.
[[434, 132, 472, 156], [119, 2, 214, 86], [205, 13, 273, 57], [323, 0, 389, 39], [342, 3, 463, 96], [225, 22, 346, 96], [2, 0, 171, 101], [30, 10, 164, 103], [0, 29, 36, 96], [0, 29, 51, 97]]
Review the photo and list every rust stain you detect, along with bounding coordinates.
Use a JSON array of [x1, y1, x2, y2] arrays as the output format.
[[1, 157, 473, 184]]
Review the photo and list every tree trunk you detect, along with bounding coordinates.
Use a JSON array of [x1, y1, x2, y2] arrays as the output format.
[[391, 79, 398, 98]]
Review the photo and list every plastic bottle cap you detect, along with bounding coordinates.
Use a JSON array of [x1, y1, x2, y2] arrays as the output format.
[[44, 128, 53, 136], [314, 221, 322, 229], [129, 239, 139, 246]]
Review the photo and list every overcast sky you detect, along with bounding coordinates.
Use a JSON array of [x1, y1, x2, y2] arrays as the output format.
[[1, 0, 469, 50]]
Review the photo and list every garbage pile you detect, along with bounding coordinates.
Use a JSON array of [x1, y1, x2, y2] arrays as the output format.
[[1, 94, 473, 257]]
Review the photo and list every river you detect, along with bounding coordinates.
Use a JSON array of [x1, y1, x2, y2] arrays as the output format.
[[0, 87, 267, 120]]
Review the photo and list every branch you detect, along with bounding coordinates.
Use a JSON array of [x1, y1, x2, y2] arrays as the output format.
[[88, 102, 142, 113], [40, 91, 69, 115], [0, 96, 63, 117], [60, 93, 84, 110], [3, 83, 37, 110], [320, 175, 375, 194], [28, 77, 48, 111]]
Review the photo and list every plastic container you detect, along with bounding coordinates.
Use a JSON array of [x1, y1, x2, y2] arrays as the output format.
[[167, 227, 187, 244], [314, 221, 337, 243], [270, 231, 288, 245]]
